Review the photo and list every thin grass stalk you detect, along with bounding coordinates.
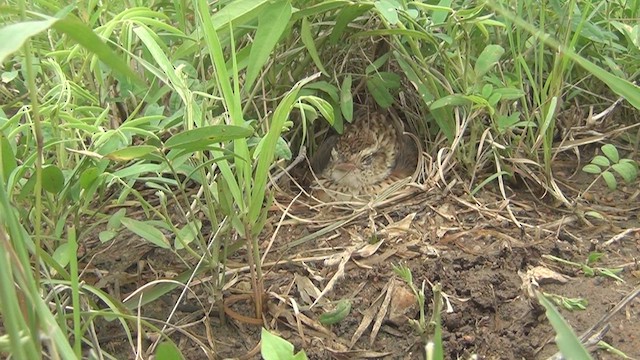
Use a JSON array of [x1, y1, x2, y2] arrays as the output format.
[[225, 18, 265, 318], [67, 226, 81, 357], [0, 226, 32, 360], [19, 0, 46, 355], [195, 0, 256, 318], [0, 183, 77, 358]]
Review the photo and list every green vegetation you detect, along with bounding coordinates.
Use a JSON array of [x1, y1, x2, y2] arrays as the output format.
[[261, 328, 308, 360], [582, 143, 638, 191], [1, 0, 638, 358], [543, 253, 625, 282]]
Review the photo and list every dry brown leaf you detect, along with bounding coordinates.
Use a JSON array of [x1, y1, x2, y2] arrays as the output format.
[[348, 281, 390, 348], [387, 281, 418, 326], [312, 252, 351, 308], [379, 213, 416, 237], [369, 278, 395, 346], [528, 265, 570, 284], [294, 274, 322, 306], [353, 240, 384, 258]]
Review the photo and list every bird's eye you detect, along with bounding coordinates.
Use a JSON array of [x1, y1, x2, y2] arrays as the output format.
[[361, 154, 374, 165]]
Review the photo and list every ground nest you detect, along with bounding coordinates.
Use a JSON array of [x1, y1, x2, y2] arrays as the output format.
[[82, 136, 640, 359]]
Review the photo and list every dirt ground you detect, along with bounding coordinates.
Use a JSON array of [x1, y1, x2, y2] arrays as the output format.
[[83, 153, 640, 360]]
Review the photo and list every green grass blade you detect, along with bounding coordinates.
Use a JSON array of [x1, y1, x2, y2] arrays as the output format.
[[248, 73, 319, 224], [537, 292, 593, 359], [52, 15, 145, 87], [489, 3, 640, 110], [245, 0, 292, 89], [301, 17, 328, 75]]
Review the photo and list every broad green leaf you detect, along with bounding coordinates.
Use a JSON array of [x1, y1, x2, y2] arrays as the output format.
[[253, 134, 293, 161], [601, 144, 619, 163], [110, 164, 163, 179], [304, 81, 339, 102], [164, 125, 254, 148], [601, 170, 617, 190], [340, 75, 354, 122], [329, 4, 372, 45], [99, 230, 117, 242], [300, 96, 334, 124], [155, 341, 185, 360], [474, 44, 505, 79], [430, 94, 472, 109], [104, 145, 158, 161], [497, 113, 520, 131], [365, 52, 390, 74], [52, 242, 71, 268], [488, 92, 501, 106], [79, 167, 100, 189], [366, 76, 394, 108], [574, 57, 640, 110], [481, 84, 493, 98], [301, 17, 327, 75], [331, 110, 344, 134], [108, 209, 127, 230], [318, 299, 352, 325], [375, 0, 400, 24], [455, 4, 485, 21], [174, 221, 202, 250], [612, 162, 638, 183], [414, 0, 454, 25], [598, 268, 624, 282], [245, 0, 292, 89], [582, 164, 601, 174], [464, 94, 490, 106], [42, 165, 65, 194], [590, 155, 610, 168], [121, 218, 170, 249], [0, 19, 58, 63], [261, 328, 308, 360], [274, 137, 292, 160], [571, 16, 616, 44], [378, 71, 401, 88], [1, 70, 18, 83]]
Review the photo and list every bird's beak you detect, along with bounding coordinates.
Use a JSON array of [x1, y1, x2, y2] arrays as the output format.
[[334, 162, 357, 172]]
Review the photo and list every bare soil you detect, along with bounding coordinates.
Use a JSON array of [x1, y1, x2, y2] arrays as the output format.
[[82, 157, 640, 359]]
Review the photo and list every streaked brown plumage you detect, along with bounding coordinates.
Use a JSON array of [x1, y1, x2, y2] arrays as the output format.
[[311, 112, 417, 201]]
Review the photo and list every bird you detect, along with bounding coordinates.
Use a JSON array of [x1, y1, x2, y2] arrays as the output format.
[[310, 111, 417, 201]]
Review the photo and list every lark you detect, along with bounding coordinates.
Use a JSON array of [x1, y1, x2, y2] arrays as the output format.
[[311, 111, 417, 201]]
